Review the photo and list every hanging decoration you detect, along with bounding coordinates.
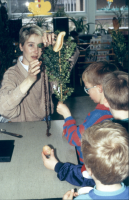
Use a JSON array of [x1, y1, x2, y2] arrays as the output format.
[[27, 0, 52, 16]]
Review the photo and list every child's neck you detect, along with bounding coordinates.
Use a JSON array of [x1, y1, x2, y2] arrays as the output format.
[[112, 110, 128, 120], [99, 93, 105, 105], [96, 180, 122, 192]]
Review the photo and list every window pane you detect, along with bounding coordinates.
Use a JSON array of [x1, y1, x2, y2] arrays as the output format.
[[49, 0, 85, 12], [95, 14, 128, 30], [97, 0, 128, 11], [96, 0, 128, 29], [10, 0, 85, 14], [11, 0, 33, 13]]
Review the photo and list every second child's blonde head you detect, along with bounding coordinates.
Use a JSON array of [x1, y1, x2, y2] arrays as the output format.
[[81, 121, 129, 185]]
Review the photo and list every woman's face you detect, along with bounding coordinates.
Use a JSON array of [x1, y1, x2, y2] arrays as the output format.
[[19, 34, 42, 65]]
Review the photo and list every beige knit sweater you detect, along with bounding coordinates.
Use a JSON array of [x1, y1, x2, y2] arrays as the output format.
[[0, 59, 53, 122]]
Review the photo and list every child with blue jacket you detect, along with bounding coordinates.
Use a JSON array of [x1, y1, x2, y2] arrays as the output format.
[[63, 120, 129, 200]]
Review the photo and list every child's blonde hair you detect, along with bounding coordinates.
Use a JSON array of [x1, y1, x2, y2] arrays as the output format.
[[82, 61, 118, 86], [81, 120, 129, 185], [103, 71, 129, 110]]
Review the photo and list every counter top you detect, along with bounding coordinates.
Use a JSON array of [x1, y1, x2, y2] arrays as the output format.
[[0, 120, 79, 199]]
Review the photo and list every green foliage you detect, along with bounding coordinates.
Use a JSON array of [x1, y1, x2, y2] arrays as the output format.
[[69, 17, 89, 34], [112, 7, 126, 27], [40, 37, 76, 102], [111, 30, 128, 66], [52, 7, 68, 17], [94, 21, 107, 34]]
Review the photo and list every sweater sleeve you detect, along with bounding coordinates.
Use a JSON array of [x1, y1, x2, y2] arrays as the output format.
[[0, 71, 27, 119], [55, 162, 95, 187], [63, 107, 113, 147]]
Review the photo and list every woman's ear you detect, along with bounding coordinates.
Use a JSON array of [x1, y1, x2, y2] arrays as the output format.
[[19, 43, 23, 51]]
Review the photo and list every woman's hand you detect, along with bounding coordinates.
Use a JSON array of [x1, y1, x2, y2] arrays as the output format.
[[42, 32, 56, 47], [28, 60, 42, 83]]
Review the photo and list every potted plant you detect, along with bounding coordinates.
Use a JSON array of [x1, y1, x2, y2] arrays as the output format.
[[69, 17, 90, 34], [52, 8, 69, 39], [111, 29, 128, 68], [52, 7, 68, 17], [112, 7, 126, 27]]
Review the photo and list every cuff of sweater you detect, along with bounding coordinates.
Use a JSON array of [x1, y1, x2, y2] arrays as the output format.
[[64, 116, 74, 123], [54, 162, 64, 173]]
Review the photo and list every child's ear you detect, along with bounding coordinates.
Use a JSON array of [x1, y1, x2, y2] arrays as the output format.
[[97, 85, 103, 93], [86, 166, 92, 176], [19, 43, 23, 51], [103, 97, 110, 108]]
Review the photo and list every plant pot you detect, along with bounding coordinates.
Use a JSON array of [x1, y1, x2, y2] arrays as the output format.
[[53, 17, 69, 39]]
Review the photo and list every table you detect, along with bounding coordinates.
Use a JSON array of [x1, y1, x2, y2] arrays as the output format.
[[0, 120, 80, 199]]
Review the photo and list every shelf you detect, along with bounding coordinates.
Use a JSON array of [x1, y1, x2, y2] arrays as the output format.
[[78, 60, 115, 64], [80, 48, 113, 52], [77, 42, 111, 45], [79, 53, 115, 57]]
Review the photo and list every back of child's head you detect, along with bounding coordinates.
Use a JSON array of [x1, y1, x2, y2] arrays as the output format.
[[82, 61, 118, 86], [19, 25, 43, 46], [103, 71, 128, 111], [81, 120, 129, 185]]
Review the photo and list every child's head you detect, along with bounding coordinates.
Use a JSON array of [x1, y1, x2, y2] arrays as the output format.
[[19, 25, 43, 46], [82, 61, 118, 85], [81, 120, 129, 185], [82, 62, 118, 104], [103, 71, 128, 111]]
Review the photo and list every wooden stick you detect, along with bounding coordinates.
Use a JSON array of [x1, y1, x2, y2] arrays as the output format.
[[59, 51, 62, 101]]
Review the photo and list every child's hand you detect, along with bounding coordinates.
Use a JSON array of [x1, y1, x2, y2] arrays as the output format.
[[42, 149, 58, 170], [28, 60, 42, 83], [42, 32, 56, 47], [57, 102, 71, 119], [63, 189, 78, 200]]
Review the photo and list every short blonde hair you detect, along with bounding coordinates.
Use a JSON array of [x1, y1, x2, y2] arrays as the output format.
[[82, 61, 118, 86], [81, 121, 129, 185], [103, 71, 129, 110], [19, 25, 43, 46]]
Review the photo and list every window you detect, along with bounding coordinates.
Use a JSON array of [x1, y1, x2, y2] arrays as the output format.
[[96, 0, 128, 29], [8, 0, 86, 16], [97, 0, 127, 11]]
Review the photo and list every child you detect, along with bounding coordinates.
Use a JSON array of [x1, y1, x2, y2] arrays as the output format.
[[103, 70, 128, 131], [57, 61, 118, 164], [42, 62, 118, 187], [63, 121, 129, 200], [42, 69, 129, 188], [0, 25, 55, 122]]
